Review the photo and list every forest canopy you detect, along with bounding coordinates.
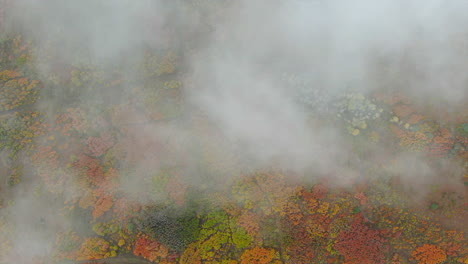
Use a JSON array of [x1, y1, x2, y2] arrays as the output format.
[[0, 0, 466, 263]]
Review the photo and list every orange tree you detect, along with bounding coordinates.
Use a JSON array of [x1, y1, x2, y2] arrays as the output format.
[[412, 244, 447, 264]]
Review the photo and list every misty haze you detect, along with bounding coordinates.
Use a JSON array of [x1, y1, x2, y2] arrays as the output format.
[[0, 0, 466, 263]]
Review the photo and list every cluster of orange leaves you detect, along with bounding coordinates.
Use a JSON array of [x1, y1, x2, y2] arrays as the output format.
[[384, 95, 462, 158], [92, 194, 114, 219], [15, 111, 46, 146], [0, 70, 21, 81], [133, 233, 169, 262], [240, 247, 276, 264], [390, 124, 428, 151], [32, 145, 59, 169], [393, 104, 415, 119], [412, 244, 447, 264], [31, 145, 66, 192], [73, 154, 105, 185], [55, 108, 89, 135], [282, 187, 335, 263], [391, 122, 459, 157], [73, 153, 119, 219], [0, 70, 39, 111], [426, 128, 455, 157], [78, 186, 115, 219], [237, 210, 260, 237], [354, 192, 368, 205], [75, 237, 110, 261], [86, 132, 115, 157], [112, 197, 142, 222]]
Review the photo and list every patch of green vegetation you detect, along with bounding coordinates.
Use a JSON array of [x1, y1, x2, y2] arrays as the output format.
[[352, 206, 361, 214], [456, 123, 468, 136], [429, 203, 439, 210]]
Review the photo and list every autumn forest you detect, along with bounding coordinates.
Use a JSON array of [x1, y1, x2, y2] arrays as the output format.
[[0, 1, 467, 264]]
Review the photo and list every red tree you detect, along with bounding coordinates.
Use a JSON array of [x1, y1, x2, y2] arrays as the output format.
[[335, 214, 387, 264]]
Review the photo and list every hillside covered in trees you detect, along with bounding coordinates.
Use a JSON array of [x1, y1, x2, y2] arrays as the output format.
[[0, 0, 467, 263]]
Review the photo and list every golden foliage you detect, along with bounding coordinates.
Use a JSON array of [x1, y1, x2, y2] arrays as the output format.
[[412, 244, 447, 264]]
